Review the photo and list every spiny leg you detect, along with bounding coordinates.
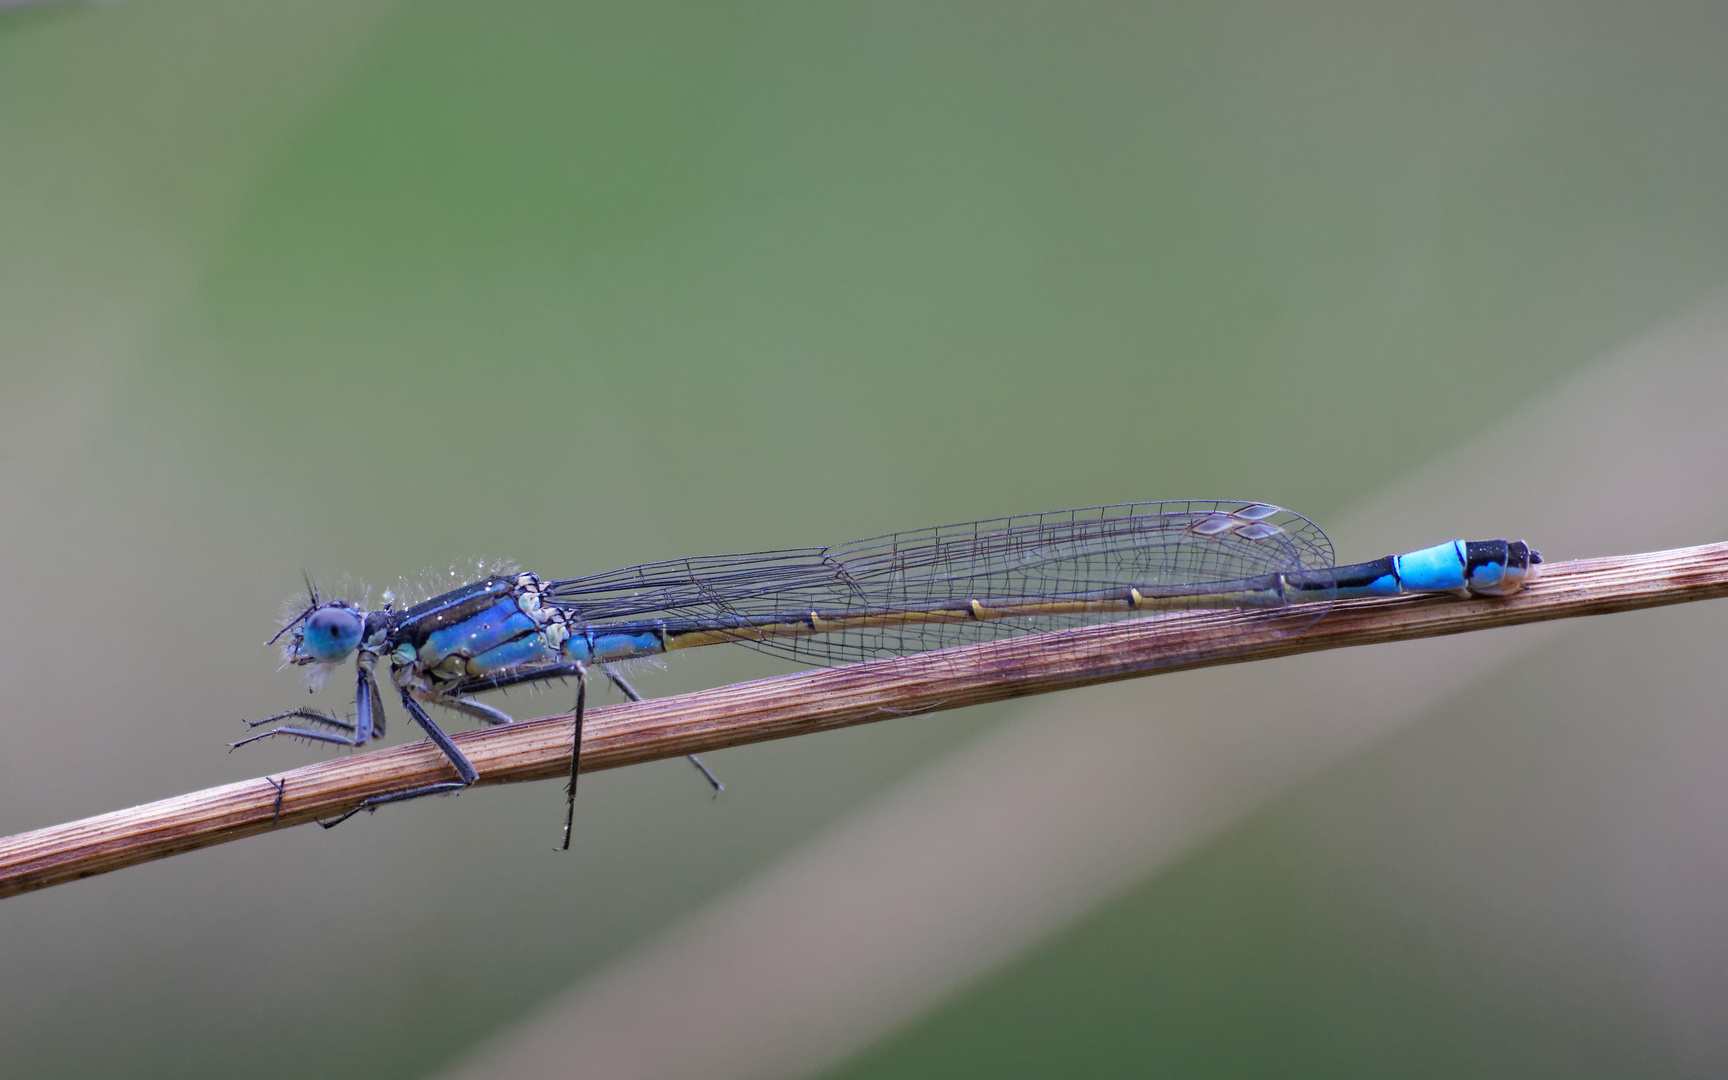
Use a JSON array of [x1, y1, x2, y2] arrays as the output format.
[[395, 686, 480, 783], [234, 665, 382, 753], [316, 779, 476, 829], [601, 664, 723, 794], [411, 690, 515, 727], [686, 754, 725, 793], [600, 664, 642, 701], [266, 776, 286, 825], [230, 709, 361, 752], [562, 671, 590, 847], [318, 686, 480, 830], [240, 708, 357, 733]]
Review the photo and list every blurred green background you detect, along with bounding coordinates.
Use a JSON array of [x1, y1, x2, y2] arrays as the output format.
[[4, 1, 1728, 1077]]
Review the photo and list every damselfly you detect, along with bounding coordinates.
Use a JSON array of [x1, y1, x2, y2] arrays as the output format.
[[235, 501, 1539, 846]]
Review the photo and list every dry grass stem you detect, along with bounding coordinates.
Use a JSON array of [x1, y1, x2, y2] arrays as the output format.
[[4, 541, 1726, 898]]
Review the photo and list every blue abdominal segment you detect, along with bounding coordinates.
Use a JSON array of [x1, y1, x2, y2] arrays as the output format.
[[1464, 539, 1537, 596], [1392, 540, 1471, 592], [1326, 559, 1405, 599], [1324, 538, 1537, 601], [557, 628, 666, 665], [589, 630, 665, 663]]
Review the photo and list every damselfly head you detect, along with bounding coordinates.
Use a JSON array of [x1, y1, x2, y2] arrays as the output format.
[[272, 576, 366, 674], [271, 599, 365, 691], [293, 601, 366, 663], [271, 573, 372, 657]]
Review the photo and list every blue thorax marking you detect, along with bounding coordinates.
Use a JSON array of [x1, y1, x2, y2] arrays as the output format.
[[420, 598, 536, 666], [471, 633, 560, 677], [396, 577, 517, 648]]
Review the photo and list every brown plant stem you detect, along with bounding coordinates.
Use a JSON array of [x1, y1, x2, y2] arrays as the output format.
[[3, 541, 1726, 899]]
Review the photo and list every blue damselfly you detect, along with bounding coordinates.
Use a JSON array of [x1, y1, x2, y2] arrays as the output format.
[[235, 501, 1539, 846]]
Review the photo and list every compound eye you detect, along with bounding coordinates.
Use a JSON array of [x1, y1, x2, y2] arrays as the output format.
[[301, 604, 365, 662]]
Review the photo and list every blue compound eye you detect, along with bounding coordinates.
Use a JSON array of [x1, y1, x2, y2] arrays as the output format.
[[301, 604, 365, 662]]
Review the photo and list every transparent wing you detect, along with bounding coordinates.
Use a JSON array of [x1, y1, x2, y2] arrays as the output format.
[[543, 501, 1334, 666]]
